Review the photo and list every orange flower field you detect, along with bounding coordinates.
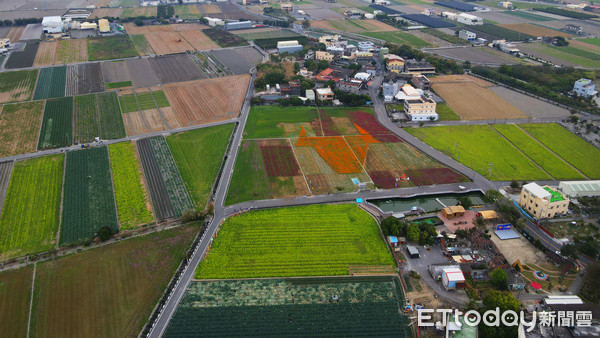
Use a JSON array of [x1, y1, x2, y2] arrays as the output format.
[[296, 127, 362, 174]]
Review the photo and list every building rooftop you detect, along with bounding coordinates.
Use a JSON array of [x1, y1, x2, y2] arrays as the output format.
[[523, 182, 551, 199], [544, 186, 565, 202], [559, 180, 600, 194], [443, 267, 465, 282]]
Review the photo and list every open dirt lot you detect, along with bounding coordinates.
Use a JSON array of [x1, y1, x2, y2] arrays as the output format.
[[123, 23, 174, 35], [101, 60, 131, 84], [430, 74, 493, 87], [125, 58, 159, 88], [89, 8, 123, 19], [148, 54, 204, 84], [498, 23, 574, 37], [33, 41, 58, 67], [491, 232, 547, 266], [178, 30, 218, 51], [144, 31, 193, 55], [163, 74, 250, 126], [540, 19, 600, 35], [123, 108, 181, 136], [432, 75, 527, 120], [488, 86, 570, 118]]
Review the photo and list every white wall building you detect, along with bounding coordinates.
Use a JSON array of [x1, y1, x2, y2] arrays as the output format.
[[42, 16, 63, 34], [354, 72, 371, 82], [559, 181, 600, 198], [458, 30, 476, 41], [405, 97, 437, 122], [573, 78, 597, 98], [457, 13, 483, 26], [383, 81, 401, 102]]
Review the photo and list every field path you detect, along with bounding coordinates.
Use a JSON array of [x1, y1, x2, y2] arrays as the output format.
[[26, 262, 36, 338], [515, 124, 589, 179], [490, 126, 555, 179], [287, 138, 311, 194], [148, 88, 171, 129]]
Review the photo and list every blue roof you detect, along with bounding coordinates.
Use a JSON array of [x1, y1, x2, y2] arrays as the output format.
[[389, 236, 398, 243], [434, 1, 478, 11], [401, 14, 456, 28], [356, 198, 363, 203]]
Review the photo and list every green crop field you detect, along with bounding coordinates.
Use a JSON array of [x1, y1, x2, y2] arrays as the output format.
[[493, 125, 585, 180], [165, 277, 411, 337], [503, 10, 552, 21], [38, 97, 73, 150], [60, 146, 118, 244], [435, 103, 461, 121], [105, 80, 132, 89], [87, 35, 139, 61], [74, 92, 126, 143], [119, 91, 169, 113], [108, 142, 154, 230], [0, 155, 64, 260], [520, 123, 600, 178], [30, 224, 199, 338], [235, 29, 300, 41], [0, 69, 38, 104], [362, 31, 432, 48], [406, 125, 550, 180], [130, 34, 154, 56], [579, 38, 600, 47], [523, 43, 600, 68], [0, 266, 33, 338], [33, 66, 66, 100], [471, 24, 534, 41], [196, 204, 394, 279], [244, 105, 319, 138], [150, 136, 194, 217], [166, 124, 234, 210]]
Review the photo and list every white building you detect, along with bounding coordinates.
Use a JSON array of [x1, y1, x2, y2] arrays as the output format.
[[441, 11, 458, 20], [358, 41, 375, 52], [382, 81, 401, 102], [559, 181, 600, 198], [457, 13, 483, 26], [205, 17, 224, 27], [405, 97, 437, 122], [458, 30, 476, 41], [354, 72, 371, 82], [277, 40, 303, 54], [42, 16, 63, 34], [394, 84, 422, 101], [573, 78, 597, 98]]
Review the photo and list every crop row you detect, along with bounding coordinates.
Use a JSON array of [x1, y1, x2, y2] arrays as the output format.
[[33, 66, 66, 100], [74, 92, 126, 144], [37, 97, 73, 150]]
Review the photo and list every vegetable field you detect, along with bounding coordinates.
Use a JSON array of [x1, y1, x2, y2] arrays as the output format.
[[30, 224, 199, 338], [0, 266, 33, 338], [0, 101, 44, 157], [33, 66, 66, 100], [37, 97, 73, 150], [119, 90, 170, 113], [74, 92, 126, 143], [165, 277, 411, 337], [87, 35, 139, 61], [166, 124, 234, 210], [0, 69, 38, 104], [196, 204, 394, 279], [60, 146, 118, 244], [0, 155, 64, 260], [108, 142, 154, 230], [137, 138, 175, 220]]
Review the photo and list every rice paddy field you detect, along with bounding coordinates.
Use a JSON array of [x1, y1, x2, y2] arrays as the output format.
[[166, 124, 234, 210], [196, 204, 394, 279], [0, 155, 64, 260], [165, 277, 411, 337]]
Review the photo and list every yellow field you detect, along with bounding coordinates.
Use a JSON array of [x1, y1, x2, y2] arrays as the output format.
[[499, 23, 574, 38], [33, 41, 58, 67]]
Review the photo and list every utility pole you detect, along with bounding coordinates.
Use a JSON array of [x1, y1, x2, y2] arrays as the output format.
[[488, 162, 493, 179]]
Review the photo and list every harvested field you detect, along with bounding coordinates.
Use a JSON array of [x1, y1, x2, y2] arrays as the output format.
[[498, 23, 573, 37], [123, 22, 174, 35], [122, 110, 171, 136], [121, 6, 157, 18], [89, 7, 123, 19], [162, 74, 250, 126], [211, 48, 256, 74], [5, 26, 24, 42], [55, 39, 88, 64], [130, 34, 154, 56], [488, 86, 569, 118], [148, 54, 203, 84], [125, 58, 159, 88], [198, 4, 222, 14], [65, 63, 105, 96], [431, 75, 527, 120], [5, 42, 38, 69], [33, 41, 58, 67], [172, 23, 210, 31], [0, 69, 38, 104], [0, 101, 44, 157], [178, 29, 218, 51], [101, 60, 131, 83], [144, 31, 193, 55], [33, 65, 66, 100], [0, 266, 32, 338]]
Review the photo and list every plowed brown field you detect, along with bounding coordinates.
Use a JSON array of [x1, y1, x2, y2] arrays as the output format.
[[33, 41, 58, 67], [178, 30, 218, 51], [6, 26, 24, 43], [172, 23, 210, 31], [89, 8, 123, 19], [144, 32, 193, 55], [123, 23, 174, 35], [163, 74, 250, 126], [498, 23, 573, 38]]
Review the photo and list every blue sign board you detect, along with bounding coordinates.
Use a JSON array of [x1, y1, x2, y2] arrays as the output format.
[[496, 224, 512, 230]]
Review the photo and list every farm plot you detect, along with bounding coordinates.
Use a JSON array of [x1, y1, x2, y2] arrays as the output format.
[[0, 69, 37, 103], [166, 124, 234, 210], [125, 58, 160, 88], [178, 29, 218, 50], [362, 31, 431, 48], [144, 31, 193, 55], [4, 41, 38, 69], [520, 123, 600, 179], [60, 146, 118, 244], [203, 28, 248, 48], [38, 97, 73, 150], [148, 54, 204, 84], [431, 75, 527, 120], [196, 204, 394, 278], [166, 277, 410, 337], [74, 92, 127, 143], [518, 42, 600, 68], [162, 74, 250, 126], [467, 24, 534, 41], [226, 139, 310, 205], [210, 48, 254, 75], [406, 125, 551, 180], [0, 161, 11, 216], [55, 39, 88, 64], [5, 26, 24, 42], [0, 101, 44, 157], [33, 66, 66, 100], [108, 142, 153, 230], [488, 86, 569, 118], [30, 224, 199, 338], [87, 35, 139, 61], [0, 266, 33, 338], [136, 138, 175, 220], [498, 23, 573, 38], [33, 41, 58, 66], [121, 6, 157, 18], [120, 90, 179, 136], [101, 60, 132, 85], [89, 7, 123, 19], [130, 34, 155, 56], [122, 22, 175, 35], [493, 124, 584, 180], [0, 155, 63, 260], [234, 28, 300, 40], [65, 63, 105, 96], [119, 90, 170, 113]]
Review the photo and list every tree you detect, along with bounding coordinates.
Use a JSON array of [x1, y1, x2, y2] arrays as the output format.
[[293, 62, 300, 73], [97, 226, 114, 242], [458, 196, 472, 209], [555, 36, 569, 46], [510, 180, 520, 190], [479, 290, 520, 338], [561, 243, 578, 260], [490, 268, 508, 290], [406, 224, 419, 242], [474, 215, 486, 229], [134, 19, 144, 26], [484, 189, 502, 203], [302, 19, 310, 28]]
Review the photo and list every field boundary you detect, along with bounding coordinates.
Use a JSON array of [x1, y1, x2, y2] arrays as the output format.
[[148, 88, 171, 129], [36, 100, 47, 151], [515, 124, 590, 179], [287, 138, 311, 195], [490, 125, 555, 179], [106, 146, 122, 231], [56, 153, 66, 249], [26, 262, 36, 338], [0, 160, 14, 217]]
